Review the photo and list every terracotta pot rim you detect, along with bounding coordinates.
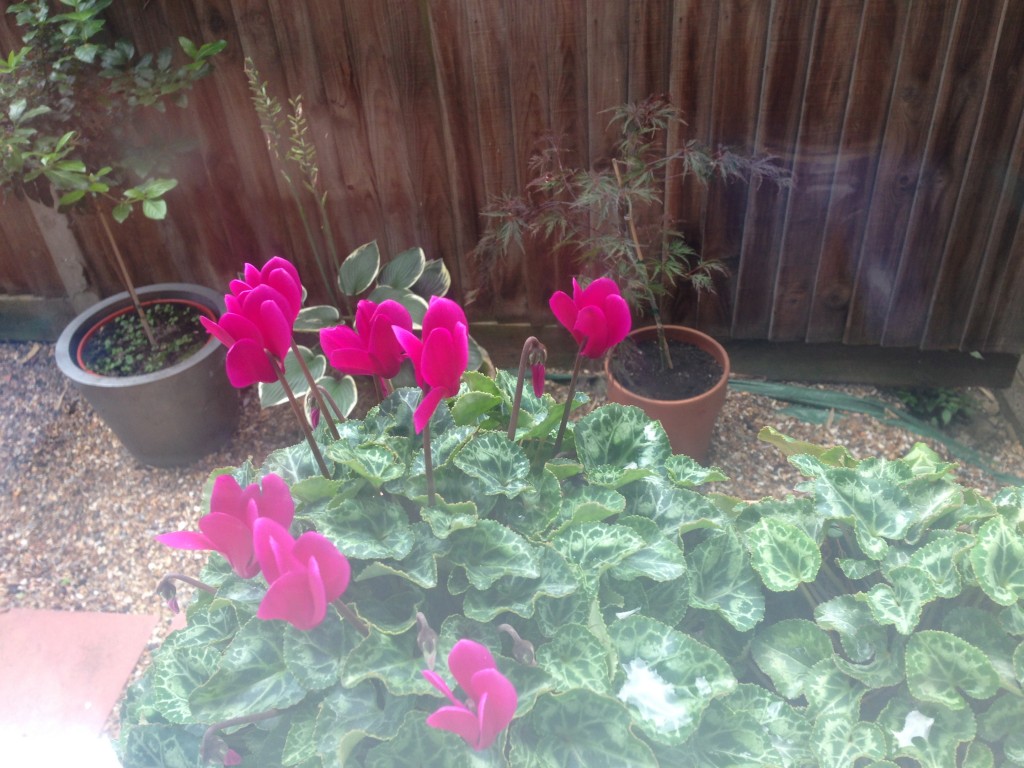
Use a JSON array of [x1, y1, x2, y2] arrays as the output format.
[[604, 324, 730, 406]]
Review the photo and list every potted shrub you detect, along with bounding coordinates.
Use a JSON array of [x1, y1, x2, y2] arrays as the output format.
[[474, 96, 789, 462], [1, 1, 232, 465], [119, 263, 1024, 766]]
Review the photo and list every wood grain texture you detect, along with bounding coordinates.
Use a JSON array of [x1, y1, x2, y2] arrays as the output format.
[[2, 0, 1023, 354]]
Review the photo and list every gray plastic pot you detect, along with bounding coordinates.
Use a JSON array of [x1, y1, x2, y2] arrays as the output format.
[[55, 283, 239, 467]]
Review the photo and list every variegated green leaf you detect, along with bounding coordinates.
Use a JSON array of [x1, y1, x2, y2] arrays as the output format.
[[573, 404, 672, 472], [338, 240, 380, 295], [746, 517, 821, 591], [879, 694, 977, 768], [447, 520, 541, 589], [971, 516, 1024, 606], [905, 630, 999, 710], [463, 547, 578, 622], [814, 594, 886, 663], [664, 454, 729, 487], [146, 642, 222, 724], [717, 684, 814, 768], [453, 431, 532, 497], [811, 715, 887, 768], [655, 697, 781, 767], [536, 623, 614, 694], [189, 619, 307, 721], [365, 711, 505, 767], [803, 659, 865, 720], [451, 390, 503, 425], [355, 522, 451, 588], [622, 477, 723, 534], [283, 611, 361, 691], [866, 565, 933, 635], [609, 615, 736, 745], [554, 485, 626, 534], [907, 532, 971, 599], [259, 345, 326, 407], [378, 246, 425, 289], [312, 496, 414, 561], [293, 303, 340, 332], [325, 440, 405, 489], [119, 725, 202, 768], [341, 629, 433, 696], [750, 619, 833, 700], [611, 516, 687, 583], [688, 529, 765, 632], [315, 680, 412, 758], [552, 522, 646, 584], [511, 690, 658, 767]]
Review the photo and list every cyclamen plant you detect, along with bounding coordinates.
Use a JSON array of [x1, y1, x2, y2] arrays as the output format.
[[121, 261, 1024, 767]]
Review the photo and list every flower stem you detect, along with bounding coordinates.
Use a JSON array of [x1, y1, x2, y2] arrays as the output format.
[[270, 352, 331, 478], [200, 708, 280, 763], [316, 384, 348, 424], [334, 598, 370, 637], [290, 341, 340, 440], [156, 573, 217, 595], [424, 419, 436, 506], [508, 336, 543, 440], [552, 348, 584, 456]]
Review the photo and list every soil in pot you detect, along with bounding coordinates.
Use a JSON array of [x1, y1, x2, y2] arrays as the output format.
[[609, 336, 723, 400], [78, 300, 211, 377]]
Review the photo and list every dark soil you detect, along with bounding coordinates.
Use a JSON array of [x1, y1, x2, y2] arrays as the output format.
[[79, 300, 210, 377], [609, 336, 723, 400]]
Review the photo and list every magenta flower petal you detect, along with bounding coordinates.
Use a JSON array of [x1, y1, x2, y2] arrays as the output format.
[[448, 639, 498, 698], [153, 530, 214, 550], [531, 362, 545, 398], [414, 386, 448, 434], [472, 669, 518, 749], [425, 705, 482, 747], [253, 517, 299, 585], [549, 291, 581, 344], [293, 532, 351, 602], [258, 474, 296, 528], [420, 328, 459, 388], [422, 297, 467, 338], [575, 305, 612, 359], [257, 570, 322, 630], [225, 339, 278, 387], [422, 670, 462, 707], [550, 277, 632, 358], [602, 293, 632, 346], [256, 298, 293, 361], [198, 513, 260, 578], [200, 316, 236, 348]]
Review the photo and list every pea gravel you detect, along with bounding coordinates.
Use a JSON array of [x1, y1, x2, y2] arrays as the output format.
[[2, 341, 1023, 733]]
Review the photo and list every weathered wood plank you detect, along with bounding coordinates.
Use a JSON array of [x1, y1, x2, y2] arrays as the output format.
[[807, 0, 907, 344]]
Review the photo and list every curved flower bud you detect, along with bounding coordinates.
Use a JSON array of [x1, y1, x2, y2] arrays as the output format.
[[252, 518, 350, 631], [320, 299, 412, 380], [155, 474, 295, 579], [394, 297, 469, 433], [549, 277, 631, 359], [422, 639, 518, 751]]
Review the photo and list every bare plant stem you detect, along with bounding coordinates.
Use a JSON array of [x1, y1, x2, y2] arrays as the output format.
[[95, 205, 158, 348], [200, 709, 281, 763], [290, 341, 340, 440], [334, 598, 370, 637], [552, 349, 584, 456], [423, 419, 435, 506], [270, 352, 331, 478]]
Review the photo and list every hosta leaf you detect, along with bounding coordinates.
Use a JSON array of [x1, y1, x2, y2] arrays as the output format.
[[866, 564, 933, 635], [339, 240, 380, 295], [573, 404, 672, 472], [317, 373, 358, 419], [688, 529, 765, 632], [447, 519, 541, 589], [664, 454, 729, 487], [971, 516, 1024, 606], [411, 257, 452, 298], [746, 517, 821, 591], [510, 690, 658, 767], [367, 285, 430, 326], [453, 431, 532, 497], [552, 522, 646, 585], [378, 246, 426, 289], [365, 712, 504, 767], [609, 615, 735, 744], [189, 619, 306, 721], [312, 496, 415, 561], [292, 304, 340, 332], [905, 630, 999, 710], [259, 345, 326, 407], [750, 619, 833, 700], [810, 715, 887, 768], [535, 623, 614, 694], [611, 516, 687, 582]]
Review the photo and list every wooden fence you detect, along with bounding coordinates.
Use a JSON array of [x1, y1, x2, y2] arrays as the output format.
[[2, 0, 1024, 354]]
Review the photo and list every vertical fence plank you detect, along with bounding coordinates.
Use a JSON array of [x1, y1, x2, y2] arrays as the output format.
[[729, 0, 817, 338], [587, 0, 629, 162], [844, 0, 958, 346], [806, 0, 907, 344], [882, 0, 1004, 347], [770, 0, 862, 341], [924, 0, 1024, 349]]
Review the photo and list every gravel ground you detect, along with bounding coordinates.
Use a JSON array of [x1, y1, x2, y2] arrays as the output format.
[[2, 341, 1024, 731]]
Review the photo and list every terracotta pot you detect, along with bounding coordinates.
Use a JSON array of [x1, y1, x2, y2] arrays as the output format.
[[604, 325, 730, 464], [55, 283, 239, 467]]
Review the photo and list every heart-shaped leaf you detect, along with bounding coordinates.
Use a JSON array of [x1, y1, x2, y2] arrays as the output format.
[[905, 630, 999, 710]]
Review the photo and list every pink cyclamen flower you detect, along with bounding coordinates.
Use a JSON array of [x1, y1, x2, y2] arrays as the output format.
[[155, 473, 295, 579], [201, 257, 303, 388], [393, 297, 469, 433], [422, 639, 518, 751], [320, 299, 413, 380], [549, 277, 632, 359], [252, 517, 351, 631]]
